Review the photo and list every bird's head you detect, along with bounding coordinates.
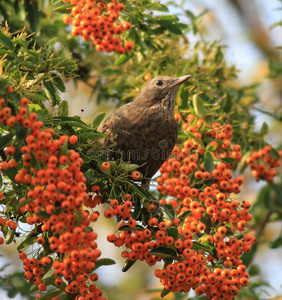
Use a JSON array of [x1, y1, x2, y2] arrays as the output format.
[[134, 75, 192, 109]]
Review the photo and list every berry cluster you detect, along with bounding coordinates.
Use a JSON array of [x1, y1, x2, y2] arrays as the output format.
[[0, 97, 106, 300], [246, 145, 282, 182], [105, 114, 255, 299], [62, 0, 134, 54]]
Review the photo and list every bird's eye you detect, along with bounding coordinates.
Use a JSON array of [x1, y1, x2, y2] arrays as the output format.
[[155, 80, 164, 87]]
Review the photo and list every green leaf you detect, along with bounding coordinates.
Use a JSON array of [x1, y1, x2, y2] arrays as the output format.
[[117, 163, 139, 173], [256, 184, 271, 209], [248, 264, 260, 276], [133, 195, 142, 220], [93, 258, 116, 270], [122, 258, 136, 272], [0, 32, 14, 50], [0, 133, 14, 149], [270, 147, 280, 160], [16, 198, 32, 209], [154, 15, 179, 25], [24, 0, 40, 34], [204, 151, 214, 174], [52, 3, 73, 14], [178, 211, 191, 222], [101, 69, 120, 76], [179, 87, 189, 109], [5, 229, 15, 244], [115, 53, 133, 66], [84, 169, 95, 184], [0, 4, 9, 20], [17, 235, 38, 251], [222, 93, 232, 113], [167, 226, 178, 239], [36, 211, 50, 219], [270, 235, 282, 249], [58, 100, 69, 116], [221, 157, 236, 164], [241, 243, 257, 267], [185, 10, 195, 19], [270, 182, 282, 206], [161, 288, 171, 298], [37, 289, 62, 300], [150, 247, 178, 258], [193, 94, 204, 117], [4, 167, 17, 181], [51, 116, 89, 129], [192, 241, 214, 255], [44, 80, 59, 105], [163, 204, 176, 221], [0, 49, 17, 58], [146, 3, 169, 12], [165, 24, 183, 35], [118, 224, 144, 231], [16, 124, 27, 140], [269, 21, 282, 30], [260, 122, 269, 135], [91, 112, 106, 130], [52, 75, 66, 92]]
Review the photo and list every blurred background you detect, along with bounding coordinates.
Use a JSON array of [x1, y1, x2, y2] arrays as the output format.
[[0, 0, 281, 299]]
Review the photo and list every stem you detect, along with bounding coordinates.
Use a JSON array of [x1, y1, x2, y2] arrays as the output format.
[[255, 210, 273, 240]]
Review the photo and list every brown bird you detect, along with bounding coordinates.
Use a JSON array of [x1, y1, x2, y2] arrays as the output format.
[[98, 75, 192, 190]]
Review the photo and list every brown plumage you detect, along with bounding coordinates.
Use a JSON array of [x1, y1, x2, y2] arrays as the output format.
[[98, 75, 192, 189]]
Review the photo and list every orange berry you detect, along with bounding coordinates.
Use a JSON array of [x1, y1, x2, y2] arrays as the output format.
[[132, 171, 141, 180], [63, 15, 72, 24], [6, 85, 14, 93], [144, 73, 151, 81], [101, 161, 110, 170], [20, 98, 30, 106], [69, 135, 78, 144], [5, 146, 15, 156], [0, 98, 5, 107], [125, 42, 134, 52]]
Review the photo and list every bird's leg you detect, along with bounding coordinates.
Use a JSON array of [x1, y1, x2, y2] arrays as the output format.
[[141, 178, 161, 217], [141, 179, 151, 191]]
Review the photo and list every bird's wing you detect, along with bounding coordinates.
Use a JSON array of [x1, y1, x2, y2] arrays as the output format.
[[98, 103, 134, 134]]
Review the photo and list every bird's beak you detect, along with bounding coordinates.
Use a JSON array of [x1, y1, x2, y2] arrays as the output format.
[[172, 75, 192, 87]]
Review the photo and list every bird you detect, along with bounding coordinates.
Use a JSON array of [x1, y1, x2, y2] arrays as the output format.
[[98, 75, 192, 190]]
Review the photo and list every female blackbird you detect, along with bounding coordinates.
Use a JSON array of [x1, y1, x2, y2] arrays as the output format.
[[99, 75, 192, 189]]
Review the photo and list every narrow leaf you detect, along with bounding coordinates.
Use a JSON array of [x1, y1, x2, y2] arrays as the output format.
[[44, 80, 58, 105], [161, 288, 171, 298], [0, 32, 14, 50], [167, 226, 178, 239], [91, 112, 106, 130], [38, 289, 62, 300], [122, 258, 136, 272], [150, 247, 178, 258], [115, 54, 132, 65], [193, 94, 204, 117], [204, 151, 214, 174], [93, 258, 116, 270], [24, 0, 40, 34], [17, 235, 37, 251], [0, 133, 14, 148], [260, 122, 269, 135], [58, 100, 69, 116], [221, 157, 236, 164], [163, 204, 176, 221]]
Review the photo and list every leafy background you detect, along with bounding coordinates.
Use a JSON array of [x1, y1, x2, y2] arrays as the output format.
[[0, 0, 281, 299]]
